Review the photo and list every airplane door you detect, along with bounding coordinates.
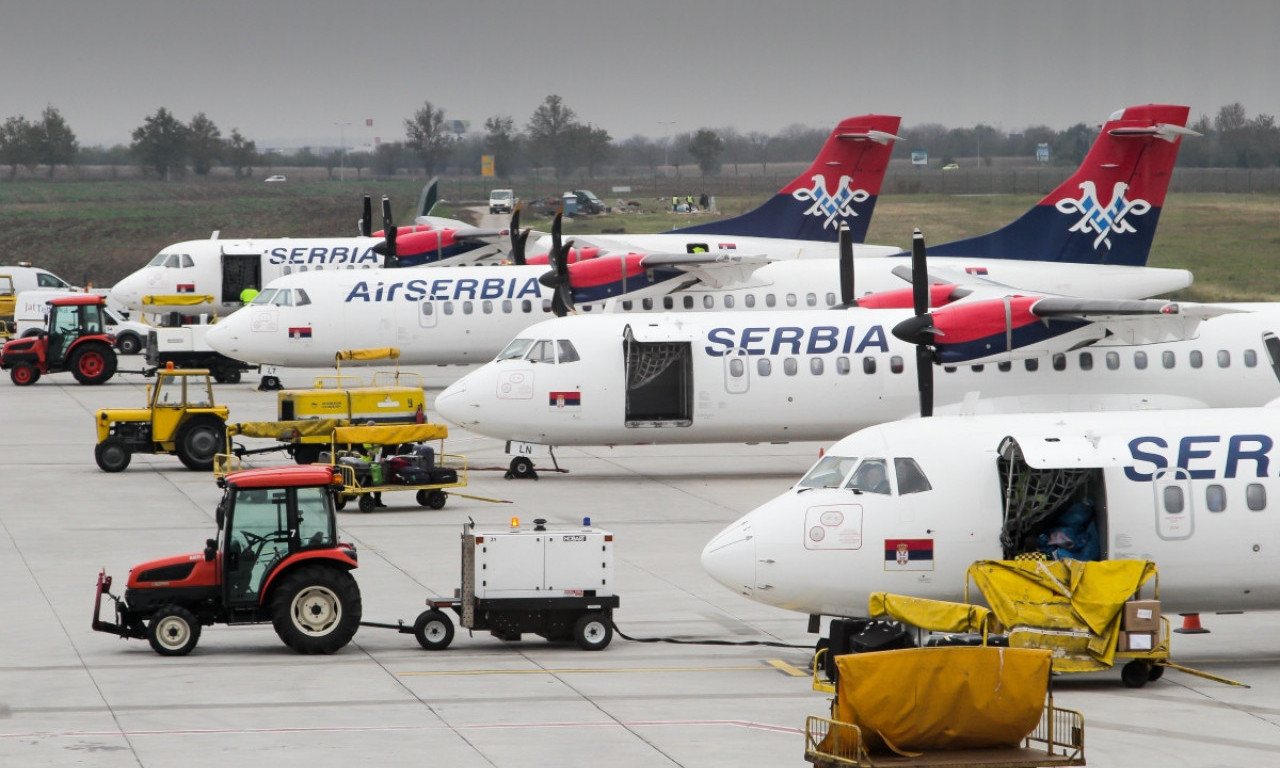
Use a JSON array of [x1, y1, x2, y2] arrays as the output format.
[[221, 253, 262, 304], [1153, 467, 1194, 540], [418, 300, 438, 329], [723, 348, 749, 394]]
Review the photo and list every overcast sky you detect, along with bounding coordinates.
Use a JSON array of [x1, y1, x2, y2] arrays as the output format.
[[4, 0, 1278, 149]]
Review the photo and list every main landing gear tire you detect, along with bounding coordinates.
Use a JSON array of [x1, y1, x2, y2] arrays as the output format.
[[176, 417, 225, 471], [70, 342, 117, 385], [413, 609, 455, 650], [573, 612, 612, 651], [271, 565, 361, 654], [507, 456, 536, 479], [9, 362, 39, 386], [95, 438, 132, 472], [147, 605, 202, 656]]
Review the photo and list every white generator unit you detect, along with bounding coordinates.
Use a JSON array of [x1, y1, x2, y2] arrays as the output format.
[[398, 518, 621, 651]]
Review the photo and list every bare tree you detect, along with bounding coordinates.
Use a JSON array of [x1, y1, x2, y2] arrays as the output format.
[[526, 95, 578, 179], [404, 101, 456, 176]]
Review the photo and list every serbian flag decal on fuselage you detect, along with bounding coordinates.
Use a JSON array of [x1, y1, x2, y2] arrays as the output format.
[[884, 538, 933, 571], [549, 391, 581, 409], [288, 327, 312, 340]]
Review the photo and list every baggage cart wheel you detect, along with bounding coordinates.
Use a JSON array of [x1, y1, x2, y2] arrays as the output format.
[[333, 493, 347, 511], [1121, 660, 1151, 688], [573, 612, 612, 651], [1148, 663, 1165, 682], [358, 493, 377, 513], [414, 609, 455, 650], [417, 489, 447, 509]]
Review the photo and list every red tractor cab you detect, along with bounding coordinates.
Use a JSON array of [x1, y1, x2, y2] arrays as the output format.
[[92, 465, 362, 655], [1, 294, 117, 385]]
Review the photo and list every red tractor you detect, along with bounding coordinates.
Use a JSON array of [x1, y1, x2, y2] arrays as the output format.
[[92, 465, 362, 656], [0, 294, 117, 385]]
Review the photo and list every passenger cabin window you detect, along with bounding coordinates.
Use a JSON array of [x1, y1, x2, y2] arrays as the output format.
[[1163, 351, 1175, 369], [744, 294, 756, 308], [890, 356, 904, 374], [663, 296, 674, 310], [786, 293, 797, 307], [1134, 351, 1147, 370], [1162, 485, 1184, 515], [1206, 484, 1226, 513], [806, 292, 817, 307], [825, 292, 837, 306], [1025, 358, 1039, 372], [810, 358, 824, 375], [863, 357, 876, 374], [798, 455, 858, 489], [998, 361, 1012, 372], [1190, 350, 1203, 368], [497, 338, 534, 361], [1247, 483, 1266, 511], [894, 458, 932, 494], [765, 294, 777, 308], [846, 459, 891, 495], [1079, 352, 1093, 371], [783, 358, 798, 375], [1107, 351, 1120, 370], [1218, 350, 1231, 368], [1245, 349, 1258, 367], [837, 357, 851, 375], [757, 358, 772, 376], [724, 295, 735, 309], [702, 295, 714, 309], [1052, 354, 1066, 371], [683, 296, 694, 309]]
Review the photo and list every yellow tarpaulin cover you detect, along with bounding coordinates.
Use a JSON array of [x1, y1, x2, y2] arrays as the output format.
[[968, 559, 1156, 672], [335, 348, 400, 361], [832, 646, 1050, 754], [229, 419, 349, 439], [869, 592, 996, 635], [331, 423, 447, 446], [142, 294, 214, 306]]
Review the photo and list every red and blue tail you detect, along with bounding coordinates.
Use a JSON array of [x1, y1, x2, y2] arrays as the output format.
[[928, 105, 1193, 266], [670, 114, 901, 243]]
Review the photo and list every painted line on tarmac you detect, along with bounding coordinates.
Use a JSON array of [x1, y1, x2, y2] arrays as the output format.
[[399, 662, 791, 677]]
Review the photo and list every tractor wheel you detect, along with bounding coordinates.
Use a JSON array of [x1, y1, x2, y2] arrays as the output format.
[[175, 417, 226, 471], [147, 605, 202, 656], [270, 565, 362, 654], [573, 612, 613, 651], [94, 438, 132, 473], [116, 333, 142, 355], [413, 609, 455, 650], [69, 342, 117, 385], [9, 362, 39, 386]]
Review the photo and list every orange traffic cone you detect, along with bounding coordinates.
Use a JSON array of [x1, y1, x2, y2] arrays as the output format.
[[1174, 612, 1210, 634]]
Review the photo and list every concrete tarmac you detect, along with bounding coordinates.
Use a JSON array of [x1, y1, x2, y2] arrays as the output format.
[[2, 365, 1279, 767]]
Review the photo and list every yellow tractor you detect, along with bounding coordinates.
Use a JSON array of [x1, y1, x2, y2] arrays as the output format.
[[94, 366, 229, 472]]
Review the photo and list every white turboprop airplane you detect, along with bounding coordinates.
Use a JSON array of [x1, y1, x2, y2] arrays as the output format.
[[108, 181, 509, 316], [699, 406, 1280, 651], [205, 106, 1197, 381]]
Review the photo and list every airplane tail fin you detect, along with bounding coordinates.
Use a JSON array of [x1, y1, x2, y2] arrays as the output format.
[[417, 177, 440, 218], [670, 114, 902, 244], [928, 105, 1194, 266]]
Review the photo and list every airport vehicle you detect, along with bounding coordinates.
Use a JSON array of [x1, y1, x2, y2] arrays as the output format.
[[322, 423, 463, 512], [489, 188, 515, 214], [367, 517, 618, 651], [804, 645, 1084, 767], [0, 293, 117, 385], [701, 406, 1280, 659], [108, 180, 507, 316], [567, 189, 606, 215], [264, 175, 286, 183], [205, 106, 1196, 371], [93, 366, 228, 472], [0, 263, 81, 295], [92, 464, 361, 656], [141, 295, 256, 383], [0, 275, 14, 338]]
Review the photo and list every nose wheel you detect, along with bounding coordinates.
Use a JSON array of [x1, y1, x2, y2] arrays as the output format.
[[506, 456, 537, 479]]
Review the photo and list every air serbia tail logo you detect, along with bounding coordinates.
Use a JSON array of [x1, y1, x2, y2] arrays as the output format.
[[1056, 181, 1152, 251], [793, 174, 871, 231]]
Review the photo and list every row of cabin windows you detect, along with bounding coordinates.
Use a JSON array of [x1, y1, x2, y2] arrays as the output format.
[[1164, 482, 1267, 514], [946, 349, 1259, 374], [615, 292, 839, 312], [421, 299, 552, 316], [727, 347, 1259, 378]]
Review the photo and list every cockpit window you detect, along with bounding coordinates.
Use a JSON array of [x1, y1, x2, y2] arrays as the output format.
[[798, 455, 858, 489], [557, 340, 580, 363], [846, 459, 891, 494], [271, 290, 293, 307], [894, 458, 932, 495], [497, 338, 534, 361], [527, 339, 555, 363], [251, 289, 278, 306], [294, 289, 311, 306]]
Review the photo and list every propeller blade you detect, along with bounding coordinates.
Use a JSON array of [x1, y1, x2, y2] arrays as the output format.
[[916, 345, 934, 418], [381, 197, 398, 268], [838, 223, 855, 307], [557, 239, 577, 314], [509, 206, 528, 265], [360, 195, 372, 237], [910, 228, 928, 317]]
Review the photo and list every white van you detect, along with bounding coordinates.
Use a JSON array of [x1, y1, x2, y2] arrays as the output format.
[[14, 290, 152, 354], [488, 189, 515, 214], [0, 264, 79, 293]]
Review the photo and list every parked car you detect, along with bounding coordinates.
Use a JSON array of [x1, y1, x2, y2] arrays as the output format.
[[264, 175, 287, 183]]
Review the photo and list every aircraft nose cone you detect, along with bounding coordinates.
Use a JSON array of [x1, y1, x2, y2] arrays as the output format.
[[434, 378, 473, 427], [701, 517, 756, 598], [204, 321, 236, 355]]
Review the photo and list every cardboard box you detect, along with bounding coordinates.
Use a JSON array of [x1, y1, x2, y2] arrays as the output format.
[[1123, 599, 1161, 632], [1119, 630, 1156, 653]]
